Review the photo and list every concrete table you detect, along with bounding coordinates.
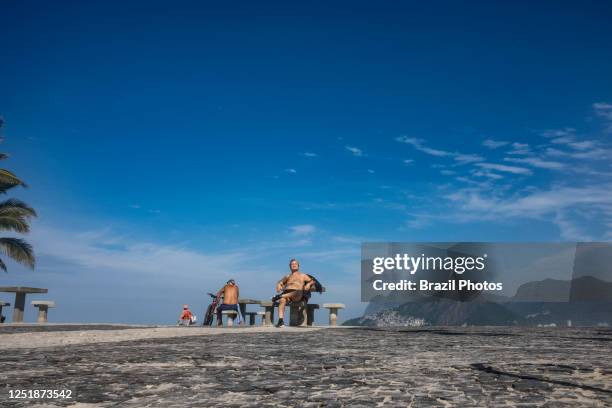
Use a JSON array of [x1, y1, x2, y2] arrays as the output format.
[[32, 301, 55, 323], [237, 298, 261, 323], [0, 301, 9, 323], [0, 287, 48, 323], [322, 303, 345, 326]]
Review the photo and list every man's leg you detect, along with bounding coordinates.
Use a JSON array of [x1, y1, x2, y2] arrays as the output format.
[[216, 304, 225, 326], [276, 291, 302, 327]]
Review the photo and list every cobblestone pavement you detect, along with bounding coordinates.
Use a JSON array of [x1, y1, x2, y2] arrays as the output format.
[[0, 326, 610, 407]]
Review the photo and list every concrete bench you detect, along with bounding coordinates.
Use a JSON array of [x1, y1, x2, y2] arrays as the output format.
[[32, 301, 55, 323], [260, 301, 318, 327], [221, 310, 238, 327], [0, 301, 9, 323], [322, 303, 345, 326], [289, 302, 319, 327], [243, 312, 260, 326]]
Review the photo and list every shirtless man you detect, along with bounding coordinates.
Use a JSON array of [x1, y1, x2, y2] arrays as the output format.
[[274, 259, 315, 328], [216, 279, 239, 326]]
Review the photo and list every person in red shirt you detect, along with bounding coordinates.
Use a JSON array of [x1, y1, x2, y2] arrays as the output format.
[[178, 304, 195, 326]]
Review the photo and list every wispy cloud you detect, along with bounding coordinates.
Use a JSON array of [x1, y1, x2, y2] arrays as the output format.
[[454, 153, 484, 164], [507, 142, 530, 155], [395, 136, 452, 157], [482, 139, 509, 149], [285, 168, 297, 173], [541, 128, 576, 138], [471, 170, 503, 179], [403, 159, 414, 165], [395, 136, 484, 165], [504, 157, 565, 170], [446, 184, 612, 217], [290, 224, 316, 236], [593, 102, 612, 132], [475, 162, 532, 175], [553, 211, 593, 241], [345, 146, 364, 157], [301, 152, 318, 158]]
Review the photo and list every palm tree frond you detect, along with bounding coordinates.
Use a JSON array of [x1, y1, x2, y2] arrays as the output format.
[[0, 258, 6, 272], [0, 216, 30, 233], [0, 199, 37, 218], [0, 238, 35, 269], [0, 169, 26, 191], [0, 153, 8, 160]]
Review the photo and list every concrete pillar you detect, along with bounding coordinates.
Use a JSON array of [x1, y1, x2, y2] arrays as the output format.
[[306, 304, 319, 326], [248, 314, 256, 325], [0, 302, 8, 323], [37, 305, 49, 323], [328, 308, 338, 326], [13, 292, 25, 323], [323, 304, 345, 327], [260, 302, 274, 326]]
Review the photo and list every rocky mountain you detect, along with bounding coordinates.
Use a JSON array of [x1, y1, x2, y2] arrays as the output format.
[[346, 276, 612, 327]]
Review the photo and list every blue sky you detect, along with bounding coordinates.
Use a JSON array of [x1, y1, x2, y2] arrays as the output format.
[[1, 1, 612, 323]]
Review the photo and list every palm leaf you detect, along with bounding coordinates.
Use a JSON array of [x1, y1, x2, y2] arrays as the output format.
[[0, 238, 35, 269], [0, 169, 26, 191], [0, 199, 37, 218], [0, 258, 6, 272], [0, 153, 8, 160], [0, 216, 30, 233]]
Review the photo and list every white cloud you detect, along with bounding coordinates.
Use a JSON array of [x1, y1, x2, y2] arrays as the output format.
[[541, 128, 576, 138], [403, 159, 414, 165], [551, 136, 575, 145], [367, 169, 375, 174], [345, 146, 364, 157], [448, 184, 612, 217], [553, 211, 593, 241], [567, 140, 596, 150], [395, 136, 452, 157], [504, 157, 565, 170], [285, 168, 297, 173], [302, 152, 318, 158], [507, 142, 530, 155], [482, 139, 509, 149], [440, 170, 456, 176], [290, 224, 316, 236], [454, 153, 484, 164], [475, 162, 532, 175], [594, 102, 612, 118], [472, 170, 503, 179], [395, 136, 483, 165]]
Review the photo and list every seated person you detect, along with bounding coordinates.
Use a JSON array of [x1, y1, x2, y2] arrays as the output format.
[[178, 304, 195, 326], [274, 259, 315, 328], [216, 279, 239, 326]]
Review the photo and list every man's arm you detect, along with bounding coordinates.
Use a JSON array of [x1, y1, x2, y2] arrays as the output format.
[[216, 285, 226, 298], [276, 275, 289, 292], [303, 274, 314, 291]]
